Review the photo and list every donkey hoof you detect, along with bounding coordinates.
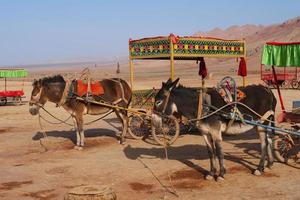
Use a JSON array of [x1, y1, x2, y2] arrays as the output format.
[[253, 169, 262, 176], [119, 139, 126, 145], [74, 146, 83, 151], [264, 167, 271, 172], [205, 175, 214, 180], [217, 176, 225, 182]]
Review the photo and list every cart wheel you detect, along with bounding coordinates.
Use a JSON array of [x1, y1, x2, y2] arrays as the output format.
[[14, 96, 22, 105], [291, 80, 299, 89], [281, 81, 289, 89], [273, 134, 295, 163], [151, 115, 180, 146], [0, 97, 7, 106], [128, 114, 150, 140]]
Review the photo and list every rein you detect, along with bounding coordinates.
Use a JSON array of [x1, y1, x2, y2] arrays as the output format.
[[162, 91, 171, 114]]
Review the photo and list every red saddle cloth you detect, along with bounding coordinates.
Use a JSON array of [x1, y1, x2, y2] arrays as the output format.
[[76, 80, 104, 97]]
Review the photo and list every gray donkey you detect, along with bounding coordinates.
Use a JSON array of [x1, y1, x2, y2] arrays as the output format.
[[152, 78, 277, 180]]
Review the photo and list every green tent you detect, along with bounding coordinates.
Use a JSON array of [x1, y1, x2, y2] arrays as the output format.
[[261, 42, 300, 67], [0, 69, 28, 78]]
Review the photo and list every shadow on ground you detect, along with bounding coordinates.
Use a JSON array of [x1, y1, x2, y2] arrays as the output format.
[[32, 128, 118, 144], [123, 140, 259, 177]]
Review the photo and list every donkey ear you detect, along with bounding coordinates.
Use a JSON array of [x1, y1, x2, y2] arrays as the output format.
[[166, 78, 172, 85], [169, 78, 180, 91]]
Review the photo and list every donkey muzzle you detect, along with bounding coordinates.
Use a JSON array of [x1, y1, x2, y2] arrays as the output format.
[[29, 104, 40, 115]]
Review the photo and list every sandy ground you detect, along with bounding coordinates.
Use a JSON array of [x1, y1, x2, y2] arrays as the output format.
[[0, 68, 300, 200]]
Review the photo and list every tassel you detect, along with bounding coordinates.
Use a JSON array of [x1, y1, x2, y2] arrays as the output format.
[[198, 57, 207, 79], [238, 57, 247, 77]]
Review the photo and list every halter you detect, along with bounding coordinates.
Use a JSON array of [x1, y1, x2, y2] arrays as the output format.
[[29, 86, 43, 107], [155, 90, 172, 115]]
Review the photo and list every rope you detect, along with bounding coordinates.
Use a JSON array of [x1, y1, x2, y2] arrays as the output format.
[[161, 116, 178, 197], [76, 97, 152, 117], [84, 110, 114, 125], [39, 105, 114, 126], [188, 101, 276, 124], [39, 106, 74, 126], [163, 142, 178, 197], [38, 113, 49, 152]]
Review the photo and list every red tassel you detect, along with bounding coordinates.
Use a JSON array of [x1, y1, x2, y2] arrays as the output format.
[[198, 57, 207, 79], [238, 57, 247, 77], [170, 33, 179, 44]]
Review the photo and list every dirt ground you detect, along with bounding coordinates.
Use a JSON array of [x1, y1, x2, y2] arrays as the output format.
[[0, 73, 300, 200]]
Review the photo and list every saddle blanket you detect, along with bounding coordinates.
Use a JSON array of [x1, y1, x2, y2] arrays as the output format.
[[75, 80, 104, 97], [218, 88, 246, 103]]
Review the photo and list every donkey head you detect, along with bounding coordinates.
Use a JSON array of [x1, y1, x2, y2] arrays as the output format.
[[29, 79, 47, 115], [154, 78, 180, 115]]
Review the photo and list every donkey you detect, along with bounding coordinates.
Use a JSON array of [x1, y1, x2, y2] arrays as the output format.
[[152, 78, 277, 180], [29, 75, 132, 148]]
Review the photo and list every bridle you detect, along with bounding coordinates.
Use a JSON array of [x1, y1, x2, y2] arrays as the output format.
[[29, 86, 44, 107], [155, 89, 171, 115]]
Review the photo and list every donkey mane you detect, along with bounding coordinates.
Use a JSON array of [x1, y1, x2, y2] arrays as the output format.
[[174, 85, 202, 99], [41, 75, 65, 86]]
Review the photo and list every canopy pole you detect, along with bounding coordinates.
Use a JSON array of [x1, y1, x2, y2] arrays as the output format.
[[272, 65, 285, 112], [169, 37, 175, 81], [4, 77, 7, 91]]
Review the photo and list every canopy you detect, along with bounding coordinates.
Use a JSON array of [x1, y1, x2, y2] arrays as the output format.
[[261, 42, 300, 67], [0, 69, 28, 78], [129, 34, 247, 89], [129, 34, 246, 60]]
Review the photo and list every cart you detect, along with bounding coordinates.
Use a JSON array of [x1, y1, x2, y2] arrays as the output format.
[[0, 69, 27, 106], [128, 34, 247, 145], [261, 66, 298, 89], [261, 42, 300, 164]]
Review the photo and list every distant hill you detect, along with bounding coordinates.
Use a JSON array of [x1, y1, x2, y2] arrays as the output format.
[[194, 16, 300, 71]]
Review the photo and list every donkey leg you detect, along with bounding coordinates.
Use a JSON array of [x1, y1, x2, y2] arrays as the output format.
[[72, 116, 81, 147], [203, 134, 216, 180], [77, 117, 85, 147], [215, 139, 226, 180], [114, 109, 127, 144], [265, 133, 274, 170], [121, 112, 129, 143], [254, 127, 267, 175]]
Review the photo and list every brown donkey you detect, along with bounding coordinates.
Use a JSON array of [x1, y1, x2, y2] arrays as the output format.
[[29, 75, 132, 148]]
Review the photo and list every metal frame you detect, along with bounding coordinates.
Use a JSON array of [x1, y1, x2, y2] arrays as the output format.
[[261, 42, 300, 112]]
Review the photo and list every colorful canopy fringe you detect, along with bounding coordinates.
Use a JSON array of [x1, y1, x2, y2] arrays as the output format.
[[261, 42, 300, 67], [0, 69, 28, 78]]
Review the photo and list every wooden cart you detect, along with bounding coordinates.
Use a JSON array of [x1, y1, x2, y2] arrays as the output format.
[[128, 34, 247, 145]]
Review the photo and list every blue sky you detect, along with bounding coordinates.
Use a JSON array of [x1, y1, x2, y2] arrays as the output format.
[[0, 0, 299, 66]]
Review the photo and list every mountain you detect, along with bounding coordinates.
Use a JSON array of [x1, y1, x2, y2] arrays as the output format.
[[194, 16, 300, 71]]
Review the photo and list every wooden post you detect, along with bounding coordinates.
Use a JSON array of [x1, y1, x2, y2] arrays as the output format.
[[242, 76, 246, 87], [196, 77, 205, 126], [169, 37, 175, 81], [129, 59, 134, 91], [272, 65, 285, 112]]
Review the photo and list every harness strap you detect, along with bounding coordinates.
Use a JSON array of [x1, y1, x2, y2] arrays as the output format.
[[260, 110, 274, 122], [57, 80, 70, 107], [109, 78, 128, 105], [162, 91, 171, 114]]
